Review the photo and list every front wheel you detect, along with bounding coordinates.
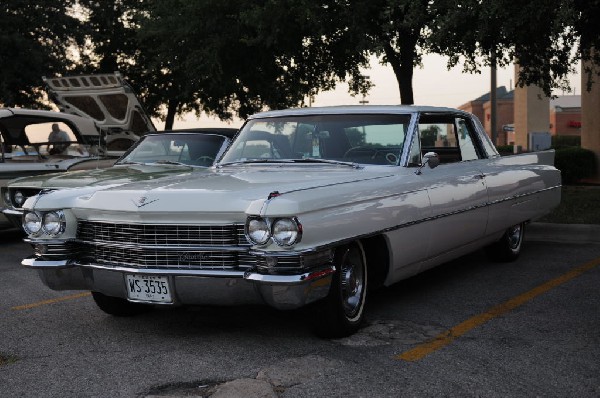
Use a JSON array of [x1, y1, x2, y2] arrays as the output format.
[[485, 222, 525, 262], [311, 242, 368, 338], [91, 291, 152, 316]]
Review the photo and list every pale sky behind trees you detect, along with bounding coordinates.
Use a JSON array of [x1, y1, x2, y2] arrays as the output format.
[[170, 54, 582, 131]]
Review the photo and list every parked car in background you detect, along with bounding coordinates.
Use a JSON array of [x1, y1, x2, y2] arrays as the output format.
[[0, 72, 156, 227], [19, 106, 560, 337], [43, 72, 156, 152], [2, 128, 238, 228]]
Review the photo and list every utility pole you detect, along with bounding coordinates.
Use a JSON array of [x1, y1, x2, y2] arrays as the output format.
[[491, 54, 498, 145]]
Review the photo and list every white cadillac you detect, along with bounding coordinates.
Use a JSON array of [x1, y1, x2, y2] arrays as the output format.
[[20, 106, 561, 337]]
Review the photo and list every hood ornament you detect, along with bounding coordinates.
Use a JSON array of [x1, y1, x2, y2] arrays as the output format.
[[132, 196, 158, 208]]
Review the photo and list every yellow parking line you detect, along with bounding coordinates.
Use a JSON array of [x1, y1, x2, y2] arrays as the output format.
[[397, 256, 600, 362], [11, 292, 91, 311]]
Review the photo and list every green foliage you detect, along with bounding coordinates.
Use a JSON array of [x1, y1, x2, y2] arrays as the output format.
[[420, 125, 440, 147], [554, 147, 597, 184], [0, 0, 84, 108], [346, 128, 366, 147], [131, 0, 373, 127], [76, 0, 146, 74], [432, 0, 600, 97], [552, 135, 581, 149], [538, 186, 600, 224], [496, 145, 514, 155]]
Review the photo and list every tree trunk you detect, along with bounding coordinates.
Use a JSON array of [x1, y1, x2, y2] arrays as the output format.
[[164, 98, 179, 130], [383, 38, 417, 105]]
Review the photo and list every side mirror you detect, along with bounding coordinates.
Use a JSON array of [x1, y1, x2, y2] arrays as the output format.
[[423, 152, 440, 169], [415, 152, 440, 175]]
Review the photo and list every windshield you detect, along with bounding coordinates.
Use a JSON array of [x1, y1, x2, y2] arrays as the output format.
[[117, 134, 228, 167], [219, 114, 411, 166]]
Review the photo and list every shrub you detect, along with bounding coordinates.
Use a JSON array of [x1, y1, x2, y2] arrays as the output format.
[[552, 135, 580, 149], [496, 145, 513, 155], [554, 147, 597, 184]]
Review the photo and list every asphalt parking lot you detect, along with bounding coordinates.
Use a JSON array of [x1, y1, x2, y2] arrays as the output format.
[[1, 225, 599, 397]]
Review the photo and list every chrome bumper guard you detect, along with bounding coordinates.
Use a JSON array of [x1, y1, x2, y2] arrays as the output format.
[[21, 257, 335, 310]]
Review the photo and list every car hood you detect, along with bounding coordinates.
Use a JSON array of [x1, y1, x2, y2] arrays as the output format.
[[43, 72, 155, 136], [10, 164, 200, 190], [30, 165, 403, 216]]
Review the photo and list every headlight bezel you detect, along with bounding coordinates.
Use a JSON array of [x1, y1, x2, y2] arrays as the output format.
[[245, 216, 302, 247], [42, 210, 66, 237], [246, 216, 271, 245], [23, 211, 43, 236], [271, 217, 302, 246], [23, 210, 67, 238]]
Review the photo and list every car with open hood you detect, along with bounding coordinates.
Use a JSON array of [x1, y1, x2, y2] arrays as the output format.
[[2, 128, 238, 227], [19, 105, 561, 337], [0, 72, 156, 227]]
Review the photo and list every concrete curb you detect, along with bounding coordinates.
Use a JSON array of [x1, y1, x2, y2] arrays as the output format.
[[527, 222, 600, 244]]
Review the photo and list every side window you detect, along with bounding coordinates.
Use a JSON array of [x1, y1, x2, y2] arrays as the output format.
[[24, 122, 77, 144], [413, 114, 482, 165], [456, 118, 480, 161], [417, 117, 461, 164]]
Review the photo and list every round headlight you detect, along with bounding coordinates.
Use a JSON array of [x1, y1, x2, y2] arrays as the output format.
[[14, 191, 25, 207], [23, 212, 42, 236], [2, 190, 10, 206], [246, 217, 270, 245], [42, 211, 65, 236], [272, 218, 302, 246]]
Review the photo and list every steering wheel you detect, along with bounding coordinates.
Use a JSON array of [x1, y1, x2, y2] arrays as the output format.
[[194, 155, 215, 165], [343, 146, 377, 159]]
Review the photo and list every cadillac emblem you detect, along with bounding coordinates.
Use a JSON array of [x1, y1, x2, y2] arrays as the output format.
[[132, 196, 159, 208]]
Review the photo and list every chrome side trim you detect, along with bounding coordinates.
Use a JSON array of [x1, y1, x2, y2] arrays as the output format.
[[286, 184, 563, 254], [487, 185, 561, 206]]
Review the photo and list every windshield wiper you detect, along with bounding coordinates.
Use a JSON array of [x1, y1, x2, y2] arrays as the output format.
[[153, 160, 188, 166], [217, 159, 294, 167], [291, 158, 361, 168], [115, 161, 143, 165]]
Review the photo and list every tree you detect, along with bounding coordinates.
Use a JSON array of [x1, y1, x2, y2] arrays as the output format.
[[76, 0, 147, 74], [338, 0, 433, 105], [133, 0, 373, 128], [0, 0, 84, 108], [431, 0, 583, 97]]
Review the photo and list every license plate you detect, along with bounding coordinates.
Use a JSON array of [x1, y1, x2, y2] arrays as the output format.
[[125, 274, 172, 303]]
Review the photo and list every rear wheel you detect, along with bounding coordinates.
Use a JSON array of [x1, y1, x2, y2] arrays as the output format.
[[312, 242, 368, 338], [485, 222, 525, 262], [91, 291, 151, 316]]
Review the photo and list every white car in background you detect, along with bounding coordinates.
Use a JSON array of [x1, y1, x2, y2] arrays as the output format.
[[2, 128, 238, 228]]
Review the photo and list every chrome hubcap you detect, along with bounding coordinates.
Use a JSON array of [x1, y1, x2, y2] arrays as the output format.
[[508, 224, 522, 249], [340, 248, 364, 317]]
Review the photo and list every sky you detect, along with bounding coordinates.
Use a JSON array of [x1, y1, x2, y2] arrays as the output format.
[[163, 54, 582, 130]]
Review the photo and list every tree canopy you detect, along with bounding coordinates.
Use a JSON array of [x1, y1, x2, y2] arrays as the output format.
[[1, 0, 598, 125], [0, 0, 84, 108]]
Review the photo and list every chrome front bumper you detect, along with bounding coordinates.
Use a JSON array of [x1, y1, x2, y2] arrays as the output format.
[[22, 257, 334, 310]]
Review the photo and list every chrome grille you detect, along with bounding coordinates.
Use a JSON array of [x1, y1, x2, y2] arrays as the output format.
[[76, 221, 251, 270], [78, 221, 248, 246]]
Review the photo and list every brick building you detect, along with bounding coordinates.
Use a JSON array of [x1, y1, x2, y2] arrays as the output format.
[[459, 89, 582, 146], [549, 95, 582, 136], [458, 86, 514, 145]]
